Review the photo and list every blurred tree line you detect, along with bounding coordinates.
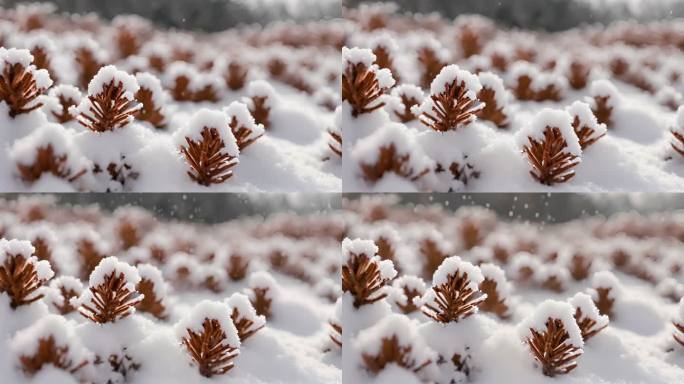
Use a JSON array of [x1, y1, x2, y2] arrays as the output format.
[[1, 0, 340, 31], [344, 0, 683, 31]]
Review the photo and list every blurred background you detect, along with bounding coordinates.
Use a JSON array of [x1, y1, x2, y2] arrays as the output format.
[[0, 0, 341, 31], [343, 0, 684, 31], [344, 194, 684, 223], [0, 194, 340, 223]]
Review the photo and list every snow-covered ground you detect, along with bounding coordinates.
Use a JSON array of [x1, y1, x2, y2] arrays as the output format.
[[0, 196, 342, 383], [342, 196, 684, 383], [0, 4, 342, 192], [341, 4, 684, 192]]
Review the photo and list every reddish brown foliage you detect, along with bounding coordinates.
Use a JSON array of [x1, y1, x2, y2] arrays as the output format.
[[362, 335, 432, 374], [231, 307, 265, 341], [79, 271, 143, 323], [525, 318, 583, 377], [476, 87, 508, 128], [17, 145, 87, 184], [342, 61, 387, 117], [77, 80, 140, 132], [574, 307, 607, 341], [419, 80, 483, 132], [180, 318, 239, 377], [179, 127, 238, 186], [0, 252, 50, 309], [422, 269, 486, 323], [18, 336, 88, 375], [359, 143, 430, 183], [134, 87, 165, 128], [522, 126, 580, 185], [0, 62, 45, 117], [342, 247, 392, 308]]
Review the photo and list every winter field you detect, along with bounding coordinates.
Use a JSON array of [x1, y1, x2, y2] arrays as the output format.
[[342, 3, 684, 192], [0, 196, 343, 384], [0, 3, 342, 192], [342, 195, 684, 383]]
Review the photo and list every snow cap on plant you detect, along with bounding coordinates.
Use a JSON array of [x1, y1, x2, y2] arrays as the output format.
[[0, 239, 54, 308], [519, 300, 584, 377], [175, 300, 240, 377], [76, 256, 143, 323], [566, 100, 606, 150], [588, 79, 620, 127], [342, 237, 396, 308], [244, 79, 275, 129], [385, 83, 424, 123], [11, 314, 92, 376], [478, 263, 511, 319], [421, 256, 486, 323], [134, 72, 166, 128], [135, 263, 167, 319], [45, 275, 83, 314], [416, 64, 483, 132], [389, 275, 426, 314], [247, 270, 278, 319], [42, 84, 82, 123], [589, 270, 621, 318], [569, 292, 609, 341], [476, 71, 509, 128]]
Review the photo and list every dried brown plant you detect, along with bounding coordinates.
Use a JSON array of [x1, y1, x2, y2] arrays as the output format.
[[74, 47, 102, 90], [226, 254, 249, 281], [522, 126, 580, 185], [78, 271, 143, 324], [136, 278, 166, 319], [513, 73, 535, 101], [568, 61, 590, 89], [572, 115, 605, 150], [359, 143, 430, 183], [419, 79, 483, 132], [342, 60, 387, 117], [592, 95, 614, 127], [230, 306, 265, 341], [417, 47, 445, 89], [393, 93, 421, 122], [180, 127, 238, 186], [327, 129, 342, 158], [77, 80, 140, 132], [180, 318, 239, 377], [0, 60, 45, 117], [0, 251, 51, 308], [362, 335, 432, 374], [51, 94, 79, 123], [77, 239, 104, 281], [170, 74, 192, 101], [229, 115, 263, 151], [18, 336, 88, 375], [479, 277, 510, 319], [525, 318, 583, 377], [672, 129, 684, 158], [342, 244, 392, 308], [568, 253, 592, 280], [393, 283, 423, 314], [225, 62, 248, 91], [134, 87, 166, 128], [328, 320, 342, 349], [593, 287, 615, 318], [17, 145, 87, 184], [420, 238, 448, 279], [422, 268, 486, 323], [476, 86, 508, 128], [247, 94, 271, 129], [51, 283, 81, 314], [674, 322, 684, 347], [250, 286, 273, 319], [574, 307, 607, 341]]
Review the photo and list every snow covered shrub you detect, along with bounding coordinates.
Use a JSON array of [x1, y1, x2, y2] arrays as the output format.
[[540, 265, 570, 293], [226, 292, 266, 342], [389, 275, 426, 314], [342, 47, 395, 117], [416, 38, 448, 89], [244, 80, 275, 129], [589, 270, 620, 318], [674, 298, 684, 348], [566, 59, 591, 90], [569, 292, 608, 341], [419, 230, 450, 278], [385, 84, 423, 122], [588, 79, 620, 128], [520, 300, 584, 377], [191, 72, 225, 102], [10, 123, 88, 184], [77, 256, 143, 323], [566, 101, 606, 150], [476, 72, 509, 128], [112, 15, 151, 59], [42, 84, 81, 123], [421, 256, 485, 323], [533, 72, 566, 102], [11, 314, 92, 376], [176, 300, 240, 378], [76, 232, 107, 280], [224, 253, 250, 281], [135, 263, 167, 319], [175, 108, 239, 186], [417, 65, 483, 132], [509, 61, 539, 101], [0, 238, 53, 308], [369, 33, 399, 79], [24, 34, 56, 80], [165, 61, 197, 101], [247, 270, 277, 319], [356, 313, 434, 375], [46, 276, 83, 314], [671, 106, 684, 158], [72, 38, 107, 89], [517, 108, 582, 186], [222, 60, 249, 91], [74, 65, 141, 132], [352, 123, 431, 184], [342, 238, 396, 308], [508, 252, 542, 284], [0, 48, 52, 117], [478, 263, 511, 319], [369, 224, 400, 266], [225, 101, 264, 151], [133, 72, 166, 128]]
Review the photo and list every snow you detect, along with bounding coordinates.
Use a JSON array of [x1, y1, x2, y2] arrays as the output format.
[[9, 123, 87, 173], [589, 79, 621, 107], [431, 256, 483, 288], [87, 256, 141, 291], [430, 64, 482, 98], [31, 68, 53, 90], [479, 263, 510, 298], [10, 314, 93, 364], [87, 65, 139, 97], [516, 108, 582, 157], [224, 101, 264, 137], [342, 47, 376, 67], [591, 270, 622, 298], [246, 80, 277, 106], [477, 71, 507, 107], [569, 292, 609, 327], [342, 238, 379, 261], [519, 299, 584, 348], [174, 300, 241, 348], [567, 100, 607, 136], [0, 47, 32, 70], [248, 271, 278, 293], [226, 292, 266, 328], [676, 106, 684, 133]]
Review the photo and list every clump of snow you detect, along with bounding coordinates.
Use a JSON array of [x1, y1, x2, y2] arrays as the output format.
[[245, 80, 277, 106], [429, 64, 481, 97], [86, 65, 139, 97], [389, 275, 426, 309], [9, 123, 88, 175], [174, 299, 241, 348], [519, 299, 584, 348], [248, 270, 278, 294], [566, 100, 606, 134], [0, 47, 33, 70], [224, 101, 264, 136], [135, 72, 165, 107], [479, 263, 510, 298], [342, 238, 379, 261], [590, 270, 621, 298], [589, 79, 620, 107], [226, 292, 266, 328], [0, 238, 53, 281], [30, 67, 53, 90], [136, 263, 167, 299], [343, 46, 376, 67], [431, 256, 483, 289], [477, 71, 507, 107], [87, 256, 141, 291], [569, 292, 609, 328], [516, 108, 582, 156]]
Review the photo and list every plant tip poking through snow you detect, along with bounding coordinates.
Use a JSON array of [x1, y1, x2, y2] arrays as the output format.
[[342, 237, 397, 308], [569, 292, 609, 341], [226, 292, 266, 342], [0, 238, 54, 308]]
